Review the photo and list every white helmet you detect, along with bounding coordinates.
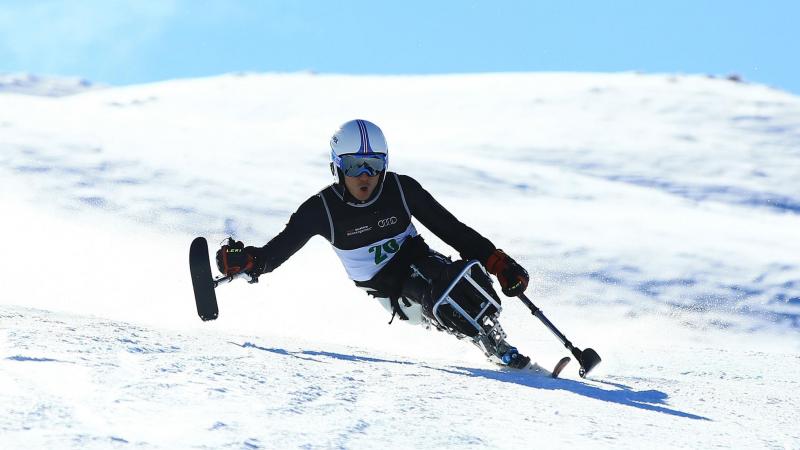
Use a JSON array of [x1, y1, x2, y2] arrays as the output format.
[[331, 119, 388, 158], [330, 119, 389, 182]]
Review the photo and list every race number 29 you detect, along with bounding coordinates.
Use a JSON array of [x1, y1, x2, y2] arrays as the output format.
[[369, 239, 400, 264]]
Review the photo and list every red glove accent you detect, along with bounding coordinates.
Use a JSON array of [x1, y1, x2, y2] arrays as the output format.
[[485, 249, 529, 297], [215, 240, 255, 276]]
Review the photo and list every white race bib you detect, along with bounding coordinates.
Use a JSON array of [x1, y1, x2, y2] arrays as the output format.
[[332, 223, 418, 281]]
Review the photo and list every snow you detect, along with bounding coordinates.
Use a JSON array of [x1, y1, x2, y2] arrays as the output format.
[[1, 71, 799, 449], [0, 73, 103, 97]]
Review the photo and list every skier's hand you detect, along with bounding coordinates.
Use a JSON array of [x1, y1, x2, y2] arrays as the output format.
[[215, 239, 261, 276], [485, 249, 529, 297]]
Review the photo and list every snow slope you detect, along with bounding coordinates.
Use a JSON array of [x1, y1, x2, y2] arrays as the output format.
[[1, 72, 799, 449]]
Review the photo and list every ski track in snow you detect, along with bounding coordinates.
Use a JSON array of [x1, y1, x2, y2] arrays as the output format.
[[2, 306, 798, 449], [2, 72, 800, 448]]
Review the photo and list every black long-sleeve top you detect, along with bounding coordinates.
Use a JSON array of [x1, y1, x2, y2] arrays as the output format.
[[256, 172, 496, 295]]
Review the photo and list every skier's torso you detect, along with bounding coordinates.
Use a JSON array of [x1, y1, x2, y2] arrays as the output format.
[[319, 173, 418, 281], [258, 171, 495, 291]]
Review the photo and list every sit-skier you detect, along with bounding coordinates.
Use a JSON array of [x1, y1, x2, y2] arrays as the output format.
[[216, 119, 532, 368]]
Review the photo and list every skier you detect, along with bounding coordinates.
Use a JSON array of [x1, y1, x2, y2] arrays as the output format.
[[216, 119, 532, 368]]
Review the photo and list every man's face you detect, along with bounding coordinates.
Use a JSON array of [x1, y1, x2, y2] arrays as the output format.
[[344, 172, 381, 201]]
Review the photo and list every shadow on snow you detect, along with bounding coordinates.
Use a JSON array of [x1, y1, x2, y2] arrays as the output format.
[[447, 365, 710, 421], [234, 341, 710, 421]]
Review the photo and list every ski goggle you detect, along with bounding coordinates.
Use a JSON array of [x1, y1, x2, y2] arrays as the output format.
[[333, 153, 387, 177]]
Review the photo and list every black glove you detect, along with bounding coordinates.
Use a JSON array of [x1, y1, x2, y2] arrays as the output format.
[[485, 249, 529, 297], [215, 239, 262, 276]]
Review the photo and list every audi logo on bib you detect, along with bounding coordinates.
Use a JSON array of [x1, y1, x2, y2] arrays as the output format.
[[378, 216, 398, 227]]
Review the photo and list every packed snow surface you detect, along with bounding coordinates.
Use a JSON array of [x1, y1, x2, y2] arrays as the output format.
[[1, 72, 799, 449]]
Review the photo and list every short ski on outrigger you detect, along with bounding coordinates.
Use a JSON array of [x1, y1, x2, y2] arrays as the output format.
[[189, 237, 257, 321]]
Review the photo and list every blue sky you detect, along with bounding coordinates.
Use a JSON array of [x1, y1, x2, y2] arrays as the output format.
[[1, 1, 798, 94]]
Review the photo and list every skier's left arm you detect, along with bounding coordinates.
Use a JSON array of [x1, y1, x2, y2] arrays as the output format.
[[398, 174, 529, 296]]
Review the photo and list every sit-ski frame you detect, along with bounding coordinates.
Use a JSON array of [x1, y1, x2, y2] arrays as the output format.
[[431, 260, 502, 337]]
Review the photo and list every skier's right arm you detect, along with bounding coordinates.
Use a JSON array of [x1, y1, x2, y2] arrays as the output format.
[[250, 194, 330, 274]]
